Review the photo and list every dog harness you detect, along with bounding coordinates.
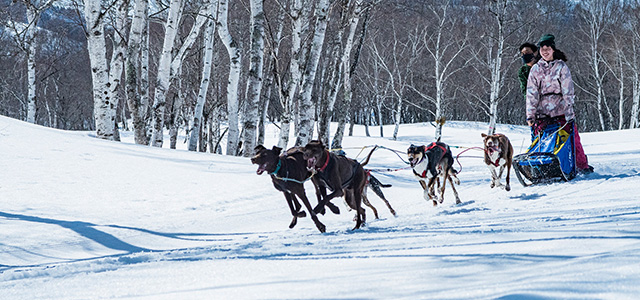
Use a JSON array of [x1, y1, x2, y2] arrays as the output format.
[[415, 142, 448, 178], [315, 150, 359, 190]]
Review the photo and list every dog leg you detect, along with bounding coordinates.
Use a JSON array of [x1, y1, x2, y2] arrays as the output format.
[[448, 175, 461, 204], [296, 189, 326, 233], [351, 189, 364, 230], [438, 174, 446, 204], [362, 176, 396, 217], [362, 191, 379, 219], [284, 192, 301, 229], [487, 165, 499, 188], [426, 177, 439, 206], [505, 162, 511, 191]]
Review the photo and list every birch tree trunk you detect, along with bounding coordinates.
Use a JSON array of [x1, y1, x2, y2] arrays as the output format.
[[295, 0, 330, 146], [150, 0, 183, 147], [26, 7, 37, 123], [241, 0, 266, 156], [578, 0, 615, 131], [274, 0, 304, 149], [486, 0, 506, 136], [217, 0, 242, 155], [332, 0, 364, 150], [188, 1, 218, 151], [150, 0, 213, 147], [19, 0, 56, 123], [125, 0, 149, 144], [414, 1, 467, 141], [107, 0, 129, 141], [84, 0, 116, 140]]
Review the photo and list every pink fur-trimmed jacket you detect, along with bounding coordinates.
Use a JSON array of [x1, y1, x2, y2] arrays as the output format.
[[525, 59, 575, 122]]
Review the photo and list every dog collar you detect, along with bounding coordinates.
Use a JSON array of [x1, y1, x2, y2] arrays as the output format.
[[270, 159, 282, 175], [317, 150, 330, 172]]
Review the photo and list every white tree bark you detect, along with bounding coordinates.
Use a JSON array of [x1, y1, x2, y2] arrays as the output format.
[[294, 0, 330, 146], [486, 0, 506, 136], [84, 0, 116, 140], [217, 0, 242, 155], [26, 7, 37, 124], [150, 0, 214, 148], [416, 1, 467, 141], [274, 0, 304, 149], [150, 0, 184, 147], [331, 0, 364, 149], [241, 0, 266, 156], [578, 0, 616, 131], [188, 1, 219, 151], [125, 0, 149, 144], [15, 0, 57, 124]]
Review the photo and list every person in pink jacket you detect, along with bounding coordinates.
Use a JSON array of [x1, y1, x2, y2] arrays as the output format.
[[526, 34, 593, 173]]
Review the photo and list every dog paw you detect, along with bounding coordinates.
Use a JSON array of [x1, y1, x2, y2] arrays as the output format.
[[289, 218, 298, 229], [296, 211, 307, 218], [316, 222, 326, 233], [432, 200, 438, 206], [327, 203, 340, 214], [490, 182, 495, 188], [505, 185, 511, 191]]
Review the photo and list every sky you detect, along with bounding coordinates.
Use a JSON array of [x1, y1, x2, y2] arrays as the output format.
[[1, 115, 640, 299]]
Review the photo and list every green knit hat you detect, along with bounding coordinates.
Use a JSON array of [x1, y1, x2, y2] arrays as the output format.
[[538, 34, 556, 48]]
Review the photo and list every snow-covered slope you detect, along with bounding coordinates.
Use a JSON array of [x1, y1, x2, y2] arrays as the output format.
[[1, 115, 640, 299]]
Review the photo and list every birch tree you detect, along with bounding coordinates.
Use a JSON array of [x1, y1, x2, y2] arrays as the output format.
[[217, 0, 242, 155], [241, 0, 266, 157], [125, 0, 150, 144], [9, 0, 57, 123], [84, 0, 117, 140], [369, 26, 421, 141], [576, 0, 615, 131], [150, 0, 214, 147], [294, 0, 331, 146], [629, 31, 640, 129], [467, 0, 515, 136], [149, 0, 183, 146], [269, 0, 304, 149], [409, 1, 467, 141], [331, 0, 366, 149], [188, 1, 219, 152]]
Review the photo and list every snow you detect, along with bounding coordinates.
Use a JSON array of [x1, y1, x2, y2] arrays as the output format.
[[1, 114, 640, 299]]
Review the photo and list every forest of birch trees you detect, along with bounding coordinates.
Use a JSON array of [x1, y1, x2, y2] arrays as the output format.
[[2, 0, 640, 156]]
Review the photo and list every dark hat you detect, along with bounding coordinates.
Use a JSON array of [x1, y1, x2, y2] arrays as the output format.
[[537, 34, 555, 48]]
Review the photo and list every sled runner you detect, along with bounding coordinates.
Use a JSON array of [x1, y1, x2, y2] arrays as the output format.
[[513, 120, 576, 186]]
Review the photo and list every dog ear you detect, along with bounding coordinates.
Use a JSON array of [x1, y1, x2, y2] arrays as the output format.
[[254, 145, 266, 153], [481, 133, 487, 138], [272, 146, 283, 155]]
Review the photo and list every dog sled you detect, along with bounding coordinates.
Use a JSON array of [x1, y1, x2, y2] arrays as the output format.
[[513, 119, 576, 186]]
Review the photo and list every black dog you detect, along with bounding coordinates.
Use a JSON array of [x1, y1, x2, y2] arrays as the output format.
[[302, 140, 367, 230], [251, 145, 326, 233], [407, 142, 461, 206]]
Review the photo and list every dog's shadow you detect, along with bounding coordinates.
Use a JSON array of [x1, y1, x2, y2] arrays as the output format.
[[436, 201, 490, 215], [510, 193, 546, 201]]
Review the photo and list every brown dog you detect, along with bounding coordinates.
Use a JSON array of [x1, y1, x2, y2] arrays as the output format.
[[302, 140, 367, 230], [407, 142, 461, 206], [251, 145, 326, 233], [481, 133, 514, 191]]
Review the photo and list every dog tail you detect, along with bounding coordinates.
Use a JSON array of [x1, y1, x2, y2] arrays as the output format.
[[359, 145, 378, 167], [369, 174, 392, 188]]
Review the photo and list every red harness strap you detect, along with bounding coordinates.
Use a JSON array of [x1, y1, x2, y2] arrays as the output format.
[[419, 142, 447, 178], [317, 150, 331, 172]]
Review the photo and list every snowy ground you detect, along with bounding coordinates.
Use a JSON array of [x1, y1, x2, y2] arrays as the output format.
[[1, 115, 640, 299]]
